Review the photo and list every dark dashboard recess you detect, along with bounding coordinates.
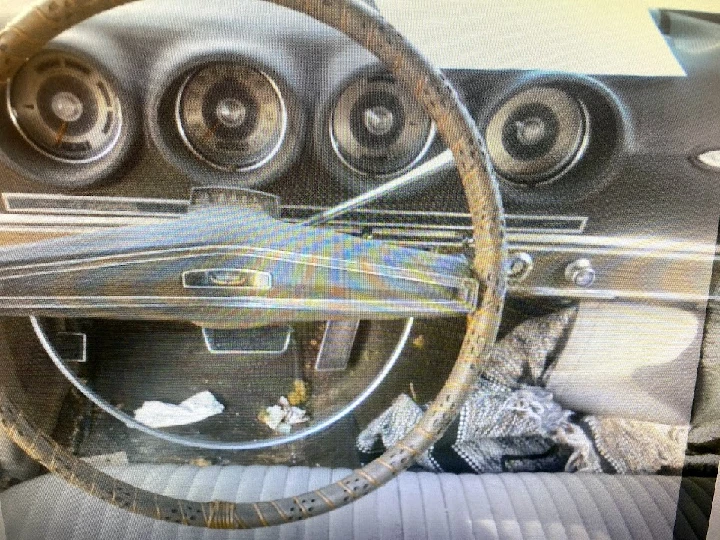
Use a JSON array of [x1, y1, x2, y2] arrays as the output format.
[[0, 2, 717, 249]]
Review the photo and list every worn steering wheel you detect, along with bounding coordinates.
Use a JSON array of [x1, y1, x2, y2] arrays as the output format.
[[0, 0, 506, 529]]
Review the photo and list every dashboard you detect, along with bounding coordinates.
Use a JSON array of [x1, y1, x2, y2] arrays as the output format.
[[0, 1, 719, 304]]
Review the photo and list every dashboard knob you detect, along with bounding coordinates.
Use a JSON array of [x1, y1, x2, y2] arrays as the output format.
[[565, 259, 596, 287], [506, 252, 533, 282]]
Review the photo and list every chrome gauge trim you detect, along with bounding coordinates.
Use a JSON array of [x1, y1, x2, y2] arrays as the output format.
[[328, 74, 436, 179], [329, 119, 437, 179], [31, 315, 414, 450], [6, 51, 123, 165], [485, 86, 590, 186], [174, 63, 289, 173]]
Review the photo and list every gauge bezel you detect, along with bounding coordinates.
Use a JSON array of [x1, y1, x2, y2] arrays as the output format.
[[6, 50, 124, 166], [485, 86, 591, 186], [476, 73, 627, 207], [147, 46, 306, 189], [174, 63, 289, 173], [0, 40, 139, 189], [315, 63, 438, 196], [328, 73, 436, 177]]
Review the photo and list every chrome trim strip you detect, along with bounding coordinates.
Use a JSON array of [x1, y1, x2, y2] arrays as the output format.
[[1, 193, 588, 234], [512, 287, 719, 304], [2, 192, 189, 217], [0, 297, 471, 316], [0, 214, 169, 226]]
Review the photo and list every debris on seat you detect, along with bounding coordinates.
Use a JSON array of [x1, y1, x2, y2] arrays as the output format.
[[358, 307, 691, 476], [133, 391, 224, 429]]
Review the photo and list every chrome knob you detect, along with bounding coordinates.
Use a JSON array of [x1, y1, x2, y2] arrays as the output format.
[[506, 252, 533, 282], [565, 259, 595, 287]]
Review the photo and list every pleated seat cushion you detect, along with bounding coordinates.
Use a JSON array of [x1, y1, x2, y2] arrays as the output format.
[[0, 465, 714, 540]]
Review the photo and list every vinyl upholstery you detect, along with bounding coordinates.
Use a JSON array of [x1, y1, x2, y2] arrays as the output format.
[[0, 465, 714, 539]]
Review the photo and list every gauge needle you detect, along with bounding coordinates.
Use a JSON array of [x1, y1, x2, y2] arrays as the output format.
[[55, 122, 68, 147], [203, 121, 219, 141]]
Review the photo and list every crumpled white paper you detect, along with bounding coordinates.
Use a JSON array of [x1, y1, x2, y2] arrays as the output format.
[[134, 391, 224, 428], [259, 396, 308, 434]]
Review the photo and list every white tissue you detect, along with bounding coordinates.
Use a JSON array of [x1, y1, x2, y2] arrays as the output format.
[[134, 391, 224, 428], [260, 396, 309, 434]]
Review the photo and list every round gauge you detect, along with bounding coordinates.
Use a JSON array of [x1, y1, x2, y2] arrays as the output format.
[[330, 74, 435, 177], [485, 86, 588, 185], [7, 51, 123, 163], [176, 63, 287, 172]]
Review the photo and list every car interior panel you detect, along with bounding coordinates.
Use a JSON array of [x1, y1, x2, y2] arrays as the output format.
[[0, 0, 719, 538]]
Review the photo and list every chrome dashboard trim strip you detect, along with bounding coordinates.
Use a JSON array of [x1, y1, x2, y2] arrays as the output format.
[[2, 193, 588, 233], [2, 193, 716, 303], [2, 192, 189, 217]]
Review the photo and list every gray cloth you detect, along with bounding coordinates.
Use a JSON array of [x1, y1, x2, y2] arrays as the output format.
[[358, 308, 690, 475], [582, 416, 688, 474], [482, 307, 578, 389], [0, 464, 714, 539], [357, 383, 584, 474]]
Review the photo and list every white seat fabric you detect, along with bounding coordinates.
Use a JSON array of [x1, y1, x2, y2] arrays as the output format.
[[0, 465, 714, 539]]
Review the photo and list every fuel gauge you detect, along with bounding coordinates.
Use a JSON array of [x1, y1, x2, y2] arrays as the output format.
[[7, 50, 123, 163]]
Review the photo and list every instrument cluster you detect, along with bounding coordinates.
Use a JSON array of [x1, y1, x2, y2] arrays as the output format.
[[0, 0, 628, 212], [0, 0, 684, 224], [0, 40, 623, 208], [0, 36, 445, 196]]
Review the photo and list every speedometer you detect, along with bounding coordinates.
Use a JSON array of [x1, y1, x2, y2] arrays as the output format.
[[175, 63, 287, 172]]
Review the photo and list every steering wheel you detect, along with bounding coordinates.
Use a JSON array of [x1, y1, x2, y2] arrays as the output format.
[[0, 0, 506, 529]]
